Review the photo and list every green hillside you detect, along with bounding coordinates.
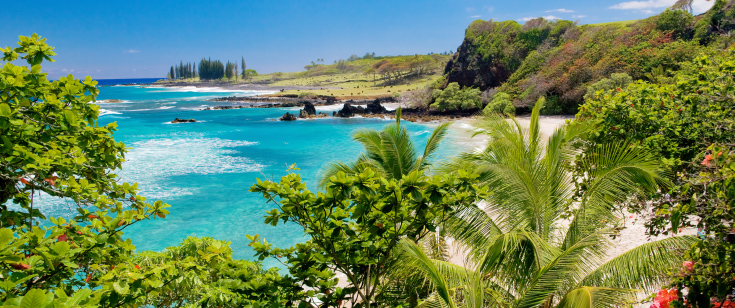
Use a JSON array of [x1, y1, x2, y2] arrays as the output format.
[[438, 0, 735, 114]]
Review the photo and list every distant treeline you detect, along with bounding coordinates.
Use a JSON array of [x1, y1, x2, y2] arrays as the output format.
[[167, 57, 257, 81]]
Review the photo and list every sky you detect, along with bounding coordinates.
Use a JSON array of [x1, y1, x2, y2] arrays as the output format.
[[0, 0, 716, 79]]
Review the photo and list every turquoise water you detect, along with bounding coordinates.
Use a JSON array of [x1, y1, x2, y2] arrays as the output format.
[[36, 85, 468, 267]]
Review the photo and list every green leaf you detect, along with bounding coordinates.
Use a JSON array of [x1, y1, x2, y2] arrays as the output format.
[[0, 104, 11, 117], [51, 242, 69, 256], [112, 281, 129, 295], [20, 289, 47, 308]]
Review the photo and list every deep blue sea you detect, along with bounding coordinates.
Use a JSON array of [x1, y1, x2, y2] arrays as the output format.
[[37, 79, 470, 268]]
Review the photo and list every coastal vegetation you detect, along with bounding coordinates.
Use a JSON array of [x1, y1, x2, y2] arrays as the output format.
[[429, 0, 735, 115], [3, 1, 735, 307]]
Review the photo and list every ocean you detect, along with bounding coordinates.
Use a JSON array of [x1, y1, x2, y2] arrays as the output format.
[[38, 79, 470, 268]]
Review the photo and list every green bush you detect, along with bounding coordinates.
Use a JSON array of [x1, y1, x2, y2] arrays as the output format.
[[134, 237, 298, 307], [655, 8, 694, 37], [576, 50, 735, 171], [0, 34, 175, 307], [483, 91, 515, 115], [582, 72, 633, 102], [431, 82, 482, 112]]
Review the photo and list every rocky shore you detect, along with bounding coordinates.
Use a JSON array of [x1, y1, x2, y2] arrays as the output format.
[[203, 96, 481, 123]]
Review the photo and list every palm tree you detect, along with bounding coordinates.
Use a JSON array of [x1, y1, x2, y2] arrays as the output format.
[[318, 108, 450, 186], [402, 98, 697, 308]]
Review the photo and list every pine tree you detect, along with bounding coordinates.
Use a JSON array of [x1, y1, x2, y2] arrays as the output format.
[[241, 57, 246, 79], [169, 66, 175, 81]]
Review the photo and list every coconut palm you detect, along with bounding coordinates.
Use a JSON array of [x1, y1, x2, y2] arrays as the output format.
[[402, 98, 697, 308], [318, 108, 450, 186]]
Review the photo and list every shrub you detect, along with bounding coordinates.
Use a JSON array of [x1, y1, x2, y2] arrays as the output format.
[[576, 50, 735, 171], [483, 91, 515, 115], [403, 86, 433, 109], [656, 8, 694, 37], [582, 72, 633, 102], [431, 82, 482, 112], [0, 34, 175, 306]]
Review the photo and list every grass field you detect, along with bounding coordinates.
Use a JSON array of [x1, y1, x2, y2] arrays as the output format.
[[587, 19, 639, 26], [160, 54, 450, 100], [259, 72, 443, 100]]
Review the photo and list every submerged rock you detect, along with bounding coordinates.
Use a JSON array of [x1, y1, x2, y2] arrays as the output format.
[[171, 118, 196, 123]]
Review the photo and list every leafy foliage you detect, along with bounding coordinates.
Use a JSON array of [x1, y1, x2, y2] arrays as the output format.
[[250, 166, 486, 307], [662, 145, 735, 307], [426, 98, 695, 307], [0, 34, 180, 307], [443, 3, 735, 113], [655, 8, 694, 37], [318, 110, 449, 186], [576, 50, 735, 172], [482, 91, 515, 116], [133, 236, 298, 307], [582, 72, 633, 102], [430, 82, 482, 112]]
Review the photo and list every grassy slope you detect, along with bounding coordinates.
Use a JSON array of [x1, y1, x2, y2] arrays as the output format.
[[159, 55, 450, 100], [587, 19, 639, 26], [257, 72, 443, 100]]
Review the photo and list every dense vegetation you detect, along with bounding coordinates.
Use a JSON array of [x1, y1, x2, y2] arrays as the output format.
[[167, 58, 256, 81], [423, 0, 735, 114], [5, 2, 735, 307]]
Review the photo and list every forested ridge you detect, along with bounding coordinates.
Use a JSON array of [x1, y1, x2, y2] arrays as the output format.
[[435, 0, 735, 114]]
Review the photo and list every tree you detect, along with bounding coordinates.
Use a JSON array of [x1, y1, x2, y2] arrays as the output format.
[[483, 91, 515, 116], [0, 34, 178, 306], [241, 57, 246, 79], [169, 66, 175, 81], [427, 98, 697, 307], [133, 236, 305, 307], [582, 72, 633, 102], [431, 82, 482, 112], [249, 167, 487, 307], [317, 109, 449, 187]]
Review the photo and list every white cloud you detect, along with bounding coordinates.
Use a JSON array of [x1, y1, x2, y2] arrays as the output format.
[[123, 49, 140, 53], [547, 8, 575, 13], [572, 14, 588, 19], [609, 0, 714, 14], [519, 15, 560, 21], [469, 15, 482, 18], [609, 0, 673, 10], [466, 7, 476, 12]]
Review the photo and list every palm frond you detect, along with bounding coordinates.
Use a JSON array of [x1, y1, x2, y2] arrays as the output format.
[[398, 239, 459, 308], [556, 286, 638, 308], [381, 123, 419, 179], [419, 122, 450, 170], [317, 155, 374, 187], [515, 232, 608, 308], [563, 142, 668, 249], [578, 235, 697, 292]]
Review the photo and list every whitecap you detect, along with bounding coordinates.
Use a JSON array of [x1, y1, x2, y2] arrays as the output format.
[[414, 130, 431, 136], [99, 109, 122, 116], [118, 137, 262, 198], [158, 106, 175, 110]]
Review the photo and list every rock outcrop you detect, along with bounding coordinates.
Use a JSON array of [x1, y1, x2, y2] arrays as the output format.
[[298, 101, 317, 118], [171, 118, 196, 123], [443, 38, 512, 91], [279, 112, 297, 121], [335, 99, 387, 118]]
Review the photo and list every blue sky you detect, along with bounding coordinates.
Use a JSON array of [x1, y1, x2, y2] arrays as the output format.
[[1, 0, 715, 79]]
